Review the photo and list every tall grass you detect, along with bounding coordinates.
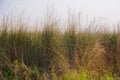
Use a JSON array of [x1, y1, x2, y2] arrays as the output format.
[[0, 13, 120, 80]]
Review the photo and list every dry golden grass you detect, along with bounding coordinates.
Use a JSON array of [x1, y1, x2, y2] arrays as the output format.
[[0, 12, 119, 80]]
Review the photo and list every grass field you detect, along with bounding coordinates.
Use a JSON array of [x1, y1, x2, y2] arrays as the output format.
[[0, 13, 120, 80]]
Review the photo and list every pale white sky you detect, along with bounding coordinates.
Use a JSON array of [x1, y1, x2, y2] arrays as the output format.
[[0, 0, 120, 23]]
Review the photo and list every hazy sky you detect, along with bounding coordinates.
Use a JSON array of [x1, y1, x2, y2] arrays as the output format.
[[0, 0, 120, 23]]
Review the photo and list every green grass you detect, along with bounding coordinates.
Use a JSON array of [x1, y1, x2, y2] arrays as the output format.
[[0, 15, 120, 80]]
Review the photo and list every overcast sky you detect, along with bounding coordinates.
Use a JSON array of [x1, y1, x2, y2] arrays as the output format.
[[0, 0, 120, 23]]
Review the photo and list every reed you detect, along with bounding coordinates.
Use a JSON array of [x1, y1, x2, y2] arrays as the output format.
[[0, 13, 120, 80]]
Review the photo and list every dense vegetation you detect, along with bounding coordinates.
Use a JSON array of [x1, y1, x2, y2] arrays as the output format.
[[0, 14, 120, 80]]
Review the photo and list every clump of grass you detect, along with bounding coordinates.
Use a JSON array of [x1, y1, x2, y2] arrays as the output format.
[[100, 33, 119, 73], [61, 69, 117, 80], [63, 27, 77, 68], [39, 25, 67, 74]]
